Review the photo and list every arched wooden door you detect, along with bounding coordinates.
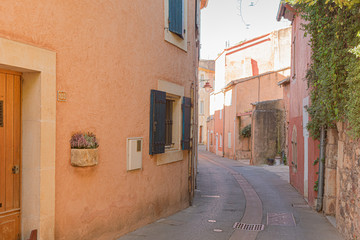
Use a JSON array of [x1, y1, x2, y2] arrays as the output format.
[[0, 70, 21, 240]]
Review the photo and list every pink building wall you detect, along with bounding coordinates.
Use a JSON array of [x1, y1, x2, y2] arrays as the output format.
[[208, 28, 291, 160], [0, 1, 200, 239], [288, 15, 319, 206]]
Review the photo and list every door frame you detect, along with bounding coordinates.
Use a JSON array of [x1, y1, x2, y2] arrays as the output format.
[[0, 37, 56, 240]]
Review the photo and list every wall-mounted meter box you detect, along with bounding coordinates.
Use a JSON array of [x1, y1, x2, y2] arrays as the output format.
[[126, 137, 143, 171]]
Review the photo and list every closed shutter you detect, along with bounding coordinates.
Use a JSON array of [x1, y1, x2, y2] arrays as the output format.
[[182, 97, 191, 150], [149, 90, 166, 155], [169, 0, 184, 38]]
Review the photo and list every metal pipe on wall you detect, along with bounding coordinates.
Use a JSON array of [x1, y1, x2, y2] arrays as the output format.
[[316, 127, 326, 212]]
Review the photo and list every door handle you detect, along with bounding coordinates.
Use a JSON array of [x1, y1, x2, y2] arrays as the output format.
[[12, 165, 19, 174]]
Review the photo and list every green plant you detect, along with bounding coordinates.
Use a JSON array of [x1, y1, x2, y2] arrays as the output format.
[[241, 124, 251, 138], [286, 0, 360, 139], [314, 180, 319, 192], [70, 132, 99, 149], [283, 155, 288, 165]]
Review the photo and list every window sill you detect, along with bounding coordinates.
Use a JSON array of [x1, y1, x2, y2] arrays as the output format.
[[157, 149, 183, 165]]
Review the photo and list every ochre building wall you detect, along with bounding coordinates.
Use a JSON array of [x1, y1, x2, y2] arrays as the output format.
[[0, 1, 198, 239]]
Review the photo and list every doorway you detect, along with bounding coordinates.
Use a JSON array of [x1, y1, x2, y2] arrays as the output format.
[[0, 70, 21, 240]]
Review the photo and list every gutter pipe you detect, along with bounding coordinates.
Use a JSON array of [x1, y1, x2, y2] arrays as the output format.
[[316, 127, 326, 212]]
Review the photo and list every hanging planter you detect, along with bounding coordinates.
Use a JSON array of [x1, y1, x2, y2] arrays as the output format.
[[70, 132, 99, 167]]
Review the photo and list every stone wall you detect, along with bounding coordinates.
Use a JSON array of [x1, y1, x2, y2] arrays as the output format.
[[324, 128, 338, 215], [335, 122, 360, 239], [251, 99, 285, 165]]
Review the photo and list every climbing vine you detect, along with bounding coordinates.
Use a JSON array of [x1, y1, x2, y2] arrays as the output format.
[[285, 0, 360, 138]]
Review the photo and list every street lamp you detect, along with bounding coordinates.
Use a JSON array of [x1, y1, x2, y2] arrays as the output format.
[[203, 81, 212, 92], [199, 79, 213, 92]]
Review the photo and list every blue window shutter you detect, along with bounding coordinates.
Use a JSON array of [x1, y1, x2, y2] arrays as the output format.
[[150, 90, 166, 155], [182, 97, 191, 150], [169, 0, 184, 38]]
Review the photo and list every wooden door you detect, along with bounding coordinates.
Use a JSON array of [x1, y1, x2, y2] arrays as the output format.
[[0, 70, 21, 240]]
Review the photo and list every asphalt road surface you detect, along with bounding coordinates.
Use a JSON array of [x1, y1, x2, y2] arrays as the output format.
[[118, 148, 343, 240]]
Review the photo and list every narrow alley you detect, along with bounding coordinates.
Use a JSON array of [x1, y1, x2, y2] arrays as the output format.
[[118, 146, 342, 240]]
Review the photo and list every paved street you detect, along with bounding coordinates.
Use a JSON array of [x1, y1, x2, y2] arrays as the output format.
[[118, 147, 343, 240]]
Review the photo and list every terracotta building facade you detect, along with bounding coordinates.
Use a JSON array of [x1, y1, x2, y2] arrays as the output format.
[[0, 1, 207, 239], [198, 60, 215, 147], [207, 28, 291, 161]]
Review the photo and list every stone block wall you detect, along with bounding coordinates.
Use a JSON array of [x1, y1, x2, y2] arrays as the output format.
[[335, 122, 360, 239], [324, 128, 338, 215], [251, 99, 285, 165]]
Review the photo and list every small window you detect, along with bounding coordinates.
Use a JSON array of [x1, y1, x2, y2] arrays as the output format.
[[169, 0, 185, 38], [149, 89, 190, 155], [228, 132, 231, 148], [164, 0, 188, 51], [219, 109, 222, 120], [165, 99, 174, 148], [200, 74, 205, 88], [199, 101, 204, 115], [220, 134, 222, 147]]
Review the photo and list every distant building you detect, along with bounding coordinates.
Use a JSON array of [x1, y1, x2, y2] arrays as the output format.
[[198, 60, 215, 147], [207, 28, 291, 162]]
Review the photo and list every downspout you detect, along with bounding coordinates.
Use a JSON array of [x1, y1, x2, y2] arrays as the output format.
[[233, 84, 237, 159], [223, 90, 225, 157], [316, 127, 326, 212]]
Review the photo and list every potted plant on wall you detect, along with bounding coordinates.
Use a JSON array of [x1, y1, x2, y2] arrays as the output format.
[[241, 124, 251, 139], [70, 132, 99, 167]]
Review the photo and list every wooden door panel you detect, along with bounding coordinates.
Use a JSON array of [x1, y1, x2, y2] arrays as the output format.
[[0, 73, 5, 213], [5, 74, 14, 211], [0, 70, 21, 239], [13, 76, 20, 209], [0, 212, 20, 240]]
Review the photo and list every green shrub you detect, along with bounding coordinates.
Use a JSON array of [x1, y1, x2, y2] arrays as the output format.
[[241, 124, 251, 138]]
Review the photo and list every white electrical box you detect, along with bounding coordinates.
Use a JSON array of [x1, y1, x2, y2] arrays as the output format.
[[127, 137, 143, 171]]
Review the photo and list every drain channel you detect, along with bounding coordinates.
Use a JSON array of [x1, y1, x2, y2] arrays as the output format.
[[233, 222, 264, 231]]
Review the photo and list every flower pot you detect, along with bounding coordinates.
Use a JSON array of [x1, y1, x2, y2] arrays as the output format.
[[71, 148, 98, 167], [275, 156, 281, 165]]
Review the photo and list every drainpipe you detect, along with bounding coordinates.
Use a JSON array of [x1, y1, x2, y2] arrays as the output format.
[[233, 84, 237, 159], [316, 127, 326, 212], [223, 90, 225, 157]]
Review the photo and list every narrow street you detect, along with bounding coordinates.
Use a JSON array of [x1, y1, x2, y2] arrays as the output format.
[[118, 147, 342, 240]]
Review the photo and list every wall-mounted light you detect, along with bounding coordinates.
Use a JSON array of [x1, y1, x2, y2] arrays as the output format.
[[203, 81, 212, 92]]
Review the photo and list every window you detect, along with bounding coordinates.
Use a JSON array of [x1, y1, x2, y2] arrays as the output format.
[[225, 90, 232, 106], [149, 87, 191, 157], [210, 132, 213, 145], [220, 134, 222, 148], [169, 0, 184, 38], [200, 74, 205, 88], [199, 101, 204, 115], [219, 109, 222, 120], [228, 132, 231, 148], [164, 0, 188, 51], [165, 99, 174, 147]]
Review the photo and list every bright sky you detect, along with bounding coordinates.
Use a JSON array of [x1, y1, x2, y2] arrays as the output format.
[[200, 0, 291, 60]]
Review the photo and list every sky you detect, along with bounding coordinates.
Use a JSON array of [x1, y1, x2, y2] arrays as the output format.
[[200, 0, 291, 60]]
